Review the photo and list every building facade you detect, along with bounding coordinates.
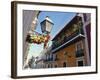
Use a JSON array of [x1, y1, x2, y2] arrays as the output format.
[[35, 47, 53, 68], [23, 10, 40, 68], [41, 13, 91, 68], [51, 13, 91, 67]]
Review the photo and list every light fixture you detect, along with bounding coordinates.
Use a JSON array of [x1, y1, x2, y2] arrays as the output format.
[[40, 16, 54, 34]]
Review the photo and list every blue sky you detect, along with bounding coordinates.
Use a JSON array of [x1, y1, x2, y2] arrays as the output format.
[[28, 11, 76, 58]]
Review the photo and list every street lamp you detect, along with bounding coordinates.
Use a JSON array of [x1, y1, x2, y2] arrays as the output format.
[[40, 16, 54, 34], [26, 16, 54, 48], [40, 16, 54, 49]]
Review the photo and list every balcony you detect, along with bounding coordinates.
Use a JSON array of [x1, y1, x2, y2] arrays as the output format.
[[44, 57, 59, 62], [52, 28, 84, 50], [44, 58, 53, 62], [76, 49, 84, 57]]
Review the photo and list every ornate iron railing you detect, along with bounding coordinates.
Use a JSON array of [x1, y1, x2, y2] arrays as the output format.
[[52, 28, 84, 50]]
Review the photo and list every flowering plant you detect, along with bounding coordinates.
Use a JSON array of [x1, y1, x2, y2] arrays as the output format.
[[26, 32, 50, 44]]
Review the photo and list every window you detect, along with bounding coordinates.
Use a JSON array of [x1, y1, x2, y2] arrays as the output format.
[[76, 41, 84, 57], [55, 65, 57, 68], [48, 64, 50, 68], [78, 60, 84, 66], [76, 41, 83, 51], [53, 54, 59, 61], [76, 57, 85, 66], [50, 54, 53, 59], [63, 62, 67, 67], [76, 43, 81, 51], [56, 55, 57, 58], [55, 55, 59, 61]]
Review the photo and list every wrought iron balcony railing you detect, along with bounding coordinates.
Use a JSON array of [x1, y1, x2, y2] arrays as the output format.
[[52, 28, 84, 50], [44, 58, 53, 62], [44, 57, 59, 62]]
